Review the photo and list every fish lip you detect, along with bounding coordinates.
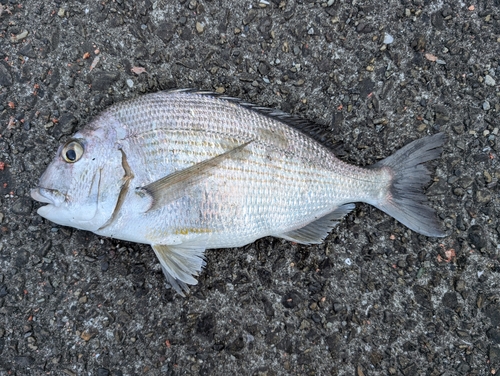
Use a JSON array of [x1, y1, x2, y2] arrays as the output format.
[[30, 187, 65, 207]]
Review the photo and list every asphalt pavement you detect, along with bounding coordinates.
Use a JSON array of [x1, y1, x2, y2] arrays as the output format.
[[0, 0, 499, 375]]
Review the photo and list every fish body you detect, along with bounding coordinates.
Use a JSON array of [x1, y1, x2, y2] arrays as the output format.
[[31, 90, 445, 294]]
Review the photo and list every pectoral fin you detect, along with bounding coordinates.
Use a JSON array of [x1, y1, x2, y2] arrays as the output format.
[[152, 244, 207, 296], [137, 140, 252, 212], [278, 204, 355, 244]]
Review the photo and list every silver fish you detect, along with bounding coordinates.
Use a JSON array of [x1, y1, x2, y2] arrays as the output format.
[[31, 90, 445, 295]]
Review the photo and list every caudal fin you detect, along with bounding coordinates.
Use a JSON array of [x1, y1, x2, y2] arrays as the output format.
[[370, 133, 446, 237]]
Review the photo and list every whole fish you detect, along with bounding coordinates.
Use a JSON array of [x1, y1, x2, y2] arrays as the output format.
[[31, 90, 445, 295]]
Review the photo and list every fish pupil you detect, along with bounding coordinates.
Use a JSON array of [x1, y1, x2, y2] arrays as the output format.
[[66, 149, 76, 161]]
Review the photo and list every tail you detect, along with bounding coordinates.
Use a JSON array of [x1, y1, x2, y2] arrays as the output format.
[[369, 133, 446, 237]]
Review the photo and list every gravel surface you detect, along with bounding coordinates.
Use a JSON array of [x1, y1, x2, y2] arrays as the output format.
[[1, 0, 499, 375]]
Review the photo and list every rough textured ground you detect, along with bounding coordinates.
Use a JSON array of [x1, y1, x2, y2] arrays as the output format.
[[0, 0, 499, 375]]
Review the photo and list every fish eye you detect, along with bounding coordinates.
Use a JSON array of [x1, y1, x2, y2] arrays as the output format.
[[61, 140, 84, 163]]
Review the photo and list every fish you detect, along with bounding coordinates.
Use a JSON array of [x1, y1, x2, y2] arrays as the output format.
[[31, 90, 446, 295]]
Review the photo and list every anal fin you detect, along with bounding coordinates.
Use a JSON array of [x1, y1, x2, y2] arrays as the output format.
[[152, 244, 206, 296], [279, 204, 355, 244]]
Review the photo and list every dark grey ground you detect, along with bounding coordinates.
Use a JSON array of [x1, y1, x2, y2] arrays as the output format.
[[0, 0, 499, 375]]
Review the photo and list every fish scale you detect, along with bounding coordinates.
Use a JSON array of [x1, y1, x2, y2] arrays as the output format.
[[31, 90, 446, 295], [124, 127, 341, 231]]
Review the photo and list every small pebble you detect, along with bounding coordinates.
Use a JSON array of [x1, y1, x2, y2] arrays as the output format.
[[58, 8, 65, 17], [483, 101, 491, 111], [383, 33, 394, 44], [96, 368, 110, 376], [484, 171, 492, 183], [10, 30, 28, 43], [299, 320, 310, 330], [455, 280, 466, 292], [196, 22, 204, 34], [12, 198, 32, 215], [469, 225, 487, 249], [101, 261, 109, 272], [485, 75, 496, 86], [417, 123, 427, 132], [126, 79, 134, 88], [80, 331, 93, 341], [476, 189, 492, 203]]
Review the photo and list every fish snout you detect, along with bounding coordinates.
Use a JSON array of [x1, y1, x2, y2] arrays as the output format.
[[30, 187, 66, 207]]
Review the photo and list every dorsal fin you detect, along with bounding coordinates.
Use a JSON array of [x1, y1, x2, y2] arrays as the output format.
[[165, 89, 343, 153]]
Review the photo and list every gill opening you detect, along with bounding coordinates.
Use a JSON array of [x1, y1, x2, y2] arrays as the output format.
[[98, 149, 134, 231]]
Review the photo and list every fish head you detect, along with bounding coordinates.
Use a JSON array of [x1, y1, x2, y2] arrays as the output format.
[[31, 119, 126, 231]]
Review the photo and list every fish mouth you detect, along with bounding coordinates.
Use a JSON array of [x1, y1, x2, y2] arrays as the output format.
[[30, 187, 66, 207]]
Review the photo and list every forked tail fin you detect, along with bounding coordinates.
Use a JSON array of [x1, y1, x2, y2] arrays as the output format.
[[370, 133, 446, 237]]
